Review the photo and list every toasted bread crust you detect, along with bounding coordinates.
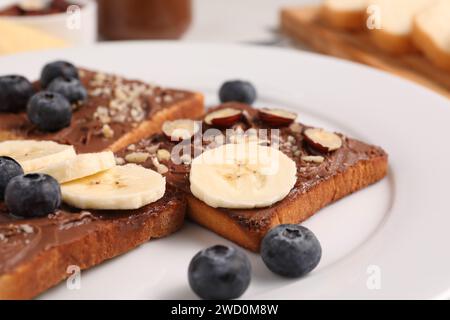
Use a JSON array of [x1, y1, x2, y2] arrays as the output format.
[[368, 28, 415, 55], [412, 21, 450, 72], [320, 5, 366, 31], [187, 155, 388, 252], [0, 199, 185, 300]]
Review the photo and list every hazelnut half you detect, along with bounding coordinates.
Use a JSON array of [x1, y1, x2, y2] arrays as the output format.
[[204, 108, 243, 127], [304, 128, 342, 152], [162, 119, 200, 142]]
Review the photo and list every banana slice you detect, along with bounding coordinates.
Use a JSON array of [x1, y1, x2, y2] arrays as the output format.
[[189, 143, 297, 209], [0, 140, 76, 173], [37, 151, 116, 183], [61, 164, 166, 210]]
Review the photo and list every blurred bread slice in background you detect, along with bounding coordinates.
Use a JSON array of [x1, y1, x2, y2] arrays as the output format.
[[321, 0, 369, 30], [413, 0, 450, 71], [0, 19, 67, 55], [367, 0, 435, 55]]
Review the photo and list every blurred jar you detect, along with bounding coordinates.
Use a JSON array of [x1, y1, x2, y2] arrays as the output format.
[[97, 0, 191, 40]]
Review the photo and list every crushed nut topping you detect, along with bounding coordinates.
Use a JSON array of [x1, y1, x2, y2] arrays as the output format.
[[180, 154, 192, 165], [115, 157, 125, 165], [101, 124, 114, 139], [151, 157, 169, 174], [301, 155, 325, 164], [20, 224, 34, 234]]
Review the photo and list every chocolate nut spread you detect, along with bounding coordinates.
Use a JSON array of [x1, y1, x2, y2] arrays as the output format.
[[0, 68, 193, 153], [117, 103, 388, 232]]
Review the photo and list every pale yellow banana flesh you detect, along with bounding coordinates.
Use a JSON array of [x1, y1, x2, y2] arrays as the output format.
[[189, 143, 297, 209]]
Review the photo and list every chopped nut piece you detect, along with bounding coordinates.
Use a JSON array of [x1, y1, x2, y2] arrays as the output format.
[[214, 135, 225, 144], [156, 164, 168, 174], [114, 87, 128, 100], [94, 72, 106, 82], [115, 157, 125, 165], [157, 149, 171, 162], [94, 106, 111, 124], [151, 157, 169, 174], [304, 128, 342, 152], [127, 144, 136, 151], [301, 155, 325, 164], [90, 88, 103, 97], [102, 124, 114, 138], [20, 224, 33, 234], [125, 152, 150, 163]]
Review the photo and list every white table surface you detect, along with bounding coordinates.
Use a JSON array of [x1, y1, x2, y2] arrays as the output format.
[[184, 0, 320, 43]]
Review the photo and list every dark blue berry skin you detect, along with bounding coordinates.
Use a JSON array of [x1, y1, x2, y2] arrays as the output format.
[[0, 75, 34, 112], [40, 61, 79, 88], [27, 91, 72, 132], [261, 224, 322, 278], [5, 173, 61, 218], [0, 157, 23, 201], [219, 80, 257, 105], [188, 245, 251, 300], [47, 77, 87, 104]]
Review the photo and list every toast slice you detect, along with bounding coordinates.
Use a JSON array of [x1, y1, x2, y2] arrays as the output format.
[[0, 68, 204, 153], [0, 67, 204, 299], [367, 0, 435, 54], [321, 0, 369, 30], [126, 103, 388, 252], [0, 186, 186, 300], [412, 0, 450, 71]]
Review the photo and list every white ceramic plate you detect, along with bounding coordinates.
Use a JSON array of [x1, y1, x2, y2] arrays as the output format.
[[1, 43, 449, 299]]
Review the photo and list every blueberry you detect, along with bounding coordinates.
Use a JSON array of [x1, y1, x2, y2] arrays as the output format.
[[40, 60, 79, 88], [47, 76, 87, 103], [261, 224, 322, 278], [5, 173, 61, 218], [0, 75, 34, 112], [219, 80, 257, 104], [0, 157, 23, 201], [188, 245, 251, 300], [27, 91, 72, 132]]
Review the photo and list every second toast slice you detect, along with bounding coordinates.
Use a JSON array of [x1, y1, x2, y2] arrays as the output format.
[[117, 103, 388, 252]]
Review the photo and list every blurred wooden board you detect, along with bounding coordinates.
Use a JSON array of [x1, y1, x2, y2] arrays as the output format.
[[280, 6, 450, 99]]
